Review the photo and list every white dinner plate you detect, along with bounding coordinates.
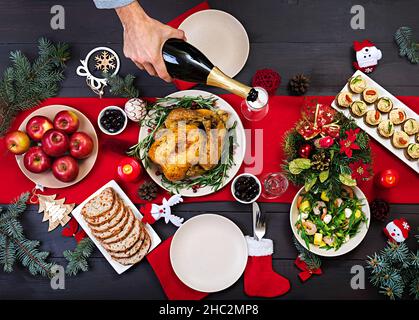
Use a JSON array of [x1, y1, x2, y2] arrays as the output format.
[[179, 9, 249, 77], [290, 186, 370, 257], [138, 89, 246, 197], [71, 180, 161, 274], [170, 214, 248, 292]]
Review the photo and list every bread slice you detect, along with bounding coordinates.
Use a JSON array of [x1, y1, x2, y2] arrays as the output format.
[[110, 223, 147, 259], [85, 196, 121, 226], [82, 188, 114, 218], [113, 232, 151, 266], [101, 207, 135, 245], [102, 218, 141, 253], [89, 199, 126, 235]]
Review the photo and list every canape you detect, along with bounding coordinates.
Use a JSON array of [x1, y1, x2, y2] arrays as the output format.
[[336, 92, 353, 108], [362, 88, 378, 104], [405, 143, 419, 160], [376, 97, 393, 113], [364, 109, 382, 126], [348, 75, 367, 93], [378, 120, 395, 138], [350, 101, 368, 117], [403, 118, 419, 135], [389, 108, 407, 125], [392, 131, 410, 149]]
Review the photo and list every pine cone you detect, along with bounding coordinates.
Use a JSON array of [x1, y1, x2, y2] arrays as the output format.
[[311, 152, 330, 171], [138, 181, 158, 201], [370, 199, 390, 221], [288, 74, 310, 96]]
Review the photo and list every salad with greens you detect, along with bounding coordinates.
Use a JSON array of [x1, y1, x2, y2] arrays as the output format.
[[295, 186, 367, 250]]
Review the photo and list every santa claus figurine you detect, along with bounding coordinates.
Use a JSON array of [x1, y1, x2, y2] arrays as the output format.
[[353, 40, 382, 74], [383, 218, 410, 243]]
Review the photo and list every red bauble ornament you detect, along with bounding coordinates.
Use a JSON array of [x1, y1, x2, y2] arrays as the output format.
[[298, 144, 313, 158], [314, 136, 334, 149], [377, 169, 399, 188], [117, 157, 142, 182], [252, 69, 281, 95]]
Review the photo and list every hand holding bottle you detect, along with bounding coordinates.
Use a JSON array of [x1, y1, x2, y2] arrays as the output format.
[[115, 1, 185, 82]]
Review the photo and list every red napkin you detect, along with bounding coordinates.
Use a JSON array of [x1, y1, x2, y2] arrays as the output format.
[[167, 1, 210, 90], [146, 236, 208, 300]]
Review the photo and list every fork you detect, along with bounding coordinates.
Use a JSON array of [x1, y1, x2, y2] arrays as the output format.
[[254, 207, 266, 241]]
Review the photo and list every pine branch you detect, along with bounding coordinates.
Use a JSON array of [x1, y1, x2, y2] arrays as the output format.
[[366, 240, 419, 299], [64, 238, 95, 276], [0, 193, 54, 277], [105, 73, 139, 98], [0, 235, 16, 272], [293, 237, 322, 270], [0, 38, 70, 136], [395, 26, 419, 64]]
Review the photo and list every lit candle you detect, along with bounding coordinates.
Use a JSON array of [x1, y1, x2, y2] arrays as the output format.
[[378, 169, 399, 188], [117, 157, 142, 182]]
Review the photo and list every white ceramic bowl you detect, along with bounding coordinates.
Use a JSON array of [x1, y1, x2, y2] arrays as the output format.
[[290, 186, 370, 257], [231, 173, 262, 204], [97, 106, 128, 136]]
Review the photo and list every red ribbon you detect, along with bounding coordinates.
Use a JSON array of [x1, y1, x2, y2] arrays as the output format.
[[294, 256, 322, 282], [62, 218, 87, 243]]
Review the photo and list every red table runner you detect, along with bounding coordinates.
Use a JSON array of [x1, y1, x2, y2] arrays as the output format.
[[1, 95, 418, 204]]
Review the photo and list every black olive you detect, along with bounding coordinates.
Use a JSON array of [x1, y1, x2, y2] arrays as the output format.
[[100, 108, 126, 133], [233, 175, 260, 202]]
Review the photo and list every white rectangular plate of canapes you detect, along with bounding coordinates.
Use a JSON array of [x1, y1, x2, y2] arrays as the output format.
[[331, 70, 419, 174]]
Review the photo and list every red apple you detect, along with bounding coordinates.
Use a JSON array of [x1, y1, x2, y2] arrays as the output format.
[[41, 129, 69, 157], [52, 156, 79, 182], [26, 116, 53, 141], [4, 130, 31, 155], [53, 110, 80, 134], [69, 132, 94, 159], [23, 146, 51, 173]]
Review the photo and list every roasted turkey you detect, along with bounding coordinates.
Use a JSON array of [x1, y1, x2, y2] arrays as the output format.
[[148, 108, 229, 182]]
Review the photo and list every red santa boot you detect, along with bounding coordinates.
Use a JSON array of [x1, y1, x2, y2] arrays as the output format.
[[244, 236, 290, 297]]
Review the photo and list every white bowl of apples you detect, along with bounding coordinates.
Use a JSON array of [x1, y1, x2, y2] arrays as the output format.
[[4, 105, 98, 188]]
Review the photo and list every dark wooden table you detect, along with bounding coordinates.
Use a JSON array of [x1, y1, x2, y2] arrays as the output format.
[[0, 0, 418, 300]]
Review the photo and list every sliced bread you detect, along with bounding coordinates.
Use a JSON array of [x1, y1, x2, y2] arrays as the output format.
[[110, 224, 147, 259], [113, 232, 151, 266], [82, 187, 114, 218], [101, 207, 135, 245], [102, 218, 141, 253]]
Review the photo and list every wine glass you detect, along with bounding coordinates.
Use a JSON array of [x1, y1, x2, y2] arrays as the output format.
[[261, 172, 289, 199], [240, 87, 269, 121]]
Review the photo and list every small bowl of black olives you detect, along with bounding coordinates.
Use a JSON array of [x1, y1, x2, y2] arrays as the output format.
[[231, 173, 261, 204], [98, 106, 128, 135]]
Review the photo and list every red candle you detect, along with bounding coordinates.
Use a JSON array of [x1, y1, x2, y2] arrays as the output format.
[[117, 157, 142, 182], [377, 169, 399, 188]]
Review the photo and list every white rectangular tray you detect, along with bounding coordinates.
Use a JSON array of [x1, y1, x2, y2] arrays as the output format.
[[71, 180, 161, 274], [331, 70, 419, 174]]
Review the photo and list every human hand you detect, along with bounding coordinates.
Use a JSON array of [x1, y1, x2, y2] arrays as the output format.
[[116, 1, 185, 82]]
